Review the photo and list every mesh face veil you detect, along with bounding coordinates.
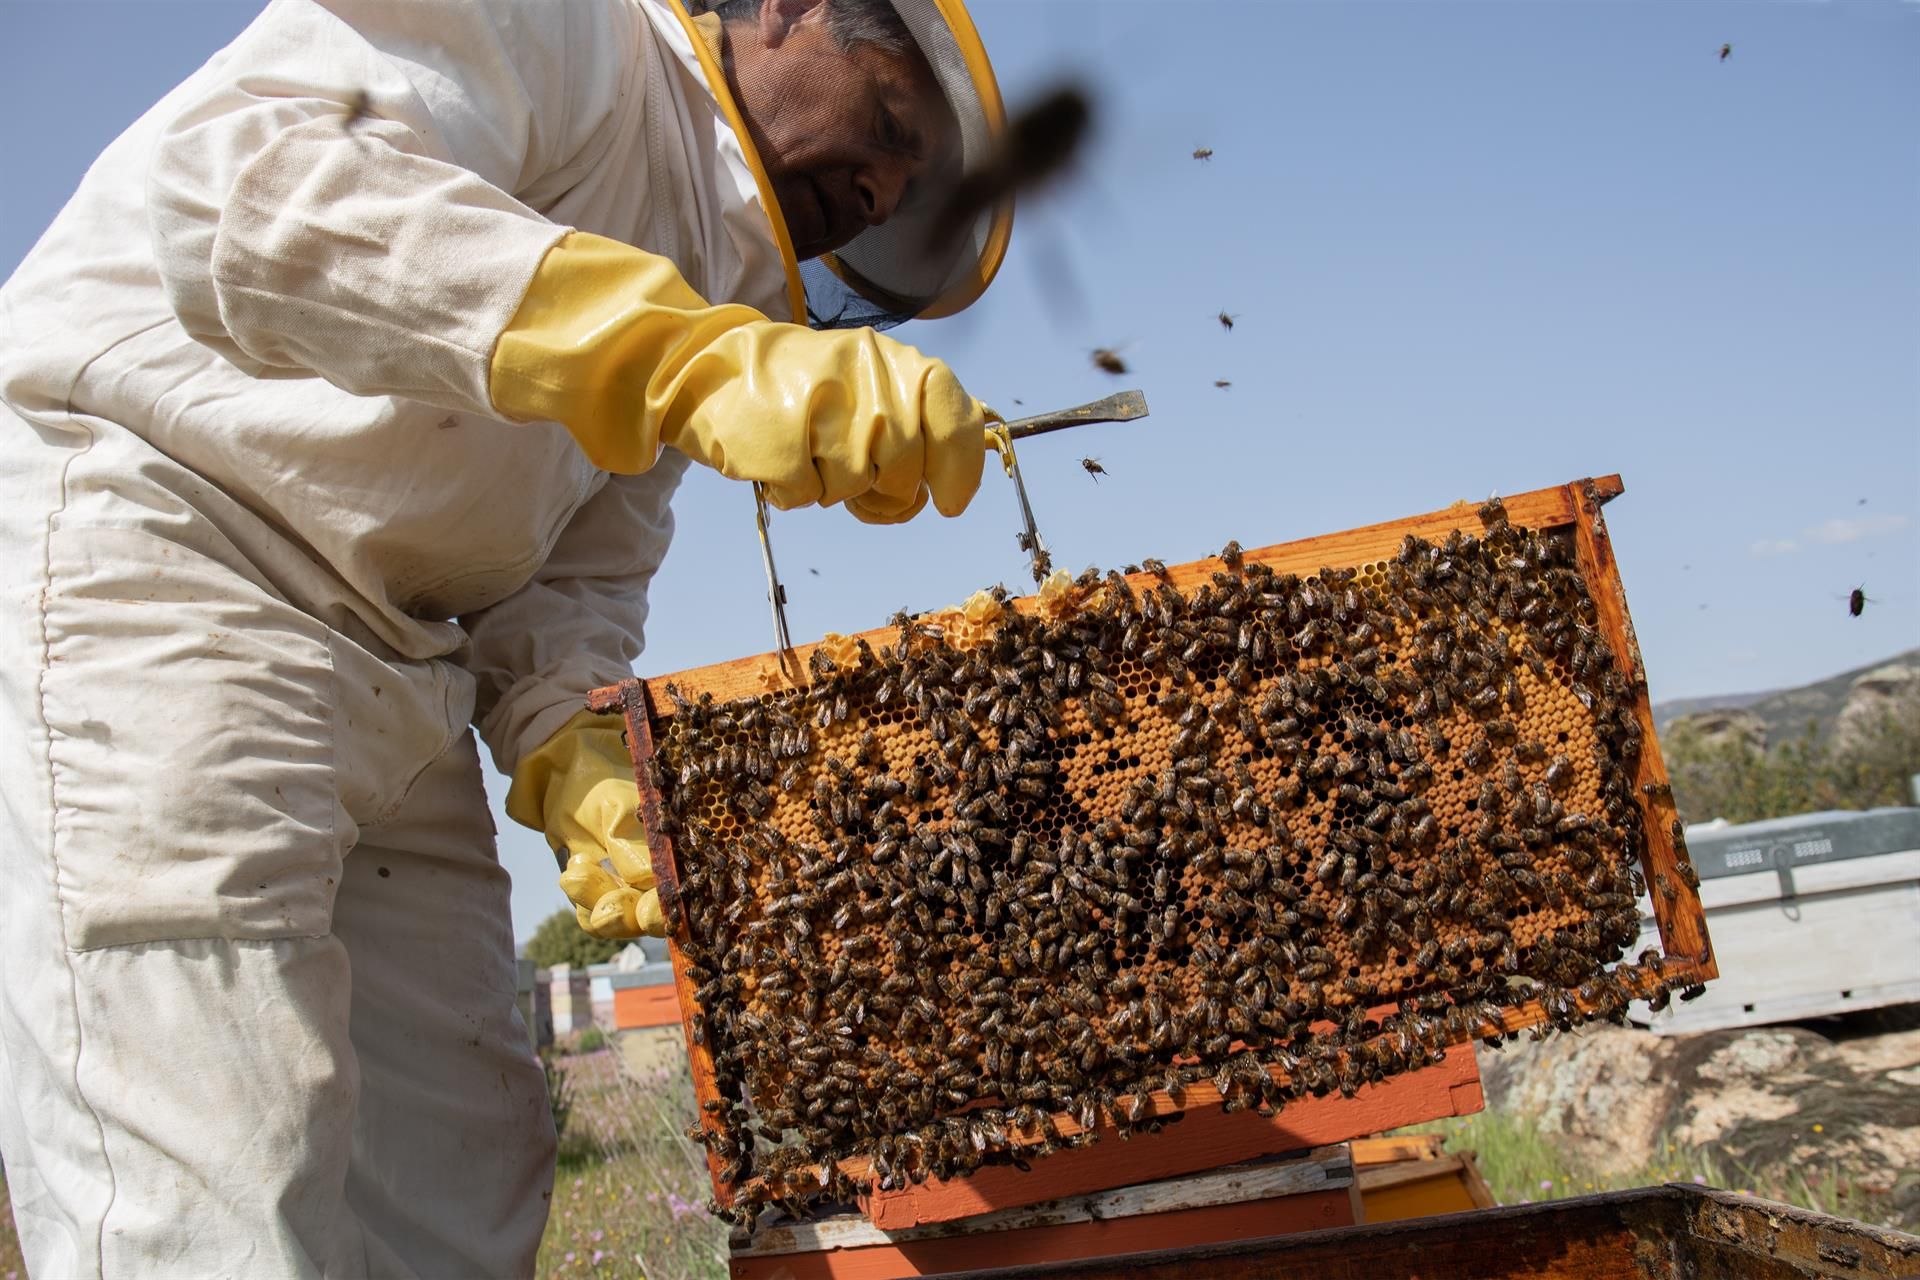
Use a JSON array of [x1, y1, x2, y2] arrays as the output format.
[[687, 0, 1010, 329]]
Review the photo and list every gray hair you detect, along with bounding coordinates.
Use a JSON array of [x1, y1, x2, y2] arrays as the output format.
[[698, 0, 914, 59]]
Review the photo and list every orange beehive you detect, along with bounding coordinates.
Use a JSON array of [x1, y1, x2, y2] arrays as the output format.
[[590, 475, 1713, 1223]]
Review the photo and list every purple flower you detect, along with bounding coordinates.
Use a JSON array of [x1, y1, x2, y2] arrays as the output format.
[[1539, 1179, 1553, 1191]]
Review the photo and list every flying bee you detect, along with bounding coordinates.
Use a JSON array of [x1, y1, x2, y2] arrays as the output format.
[[1080, 457, 1108, 481], [341, 88, 373, 131], [1091, 347, 1128, 375], [1192, 146, 1214, 161], [1213, 378, 1232, 389], [1847, 586, 1871, 617], [925, 83, 1091, 251]]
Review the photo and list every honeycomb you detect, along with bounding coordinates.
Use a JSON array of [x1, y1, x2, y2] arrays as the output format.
[[649, 510, 1694, 1223]]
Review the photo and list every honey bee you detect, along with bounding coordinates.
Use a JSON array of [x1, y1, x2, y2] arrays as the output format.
[[341, 88, 373, 131], [1080, 457, 1108, 481], [1192, 146, 1214, 161], [1091, 348, 1128, 375]]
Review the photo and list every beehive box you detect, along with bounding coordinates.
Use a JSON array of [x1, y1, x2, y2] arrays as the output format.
[[588, 476, 1715, 1223]]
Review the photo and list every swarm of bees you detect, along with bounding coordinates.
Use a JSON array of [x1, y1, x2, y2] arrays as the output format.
[[647, 506, 1693, 1225]]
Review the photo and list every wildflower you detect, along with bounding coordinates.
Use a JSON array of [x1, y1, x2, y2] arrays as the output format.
[[1539, 1179, 1553, 1191], [1692, 1175, 1707, 1185], [1812, 1123, 1824, 1134]]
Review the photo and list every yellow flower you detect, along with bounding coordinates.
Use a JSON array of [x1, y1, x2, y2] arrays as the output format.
[[1811, 1123, 1824, 1134]]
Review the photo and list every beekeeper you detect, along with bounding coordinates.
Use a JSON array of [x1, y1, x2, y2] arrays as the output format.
[[0, 0, 1010, 1272]]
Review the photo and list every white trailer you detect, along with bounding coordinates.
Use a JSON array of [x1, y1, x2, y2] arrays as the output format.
[[1634, 806, 1920, 1034]]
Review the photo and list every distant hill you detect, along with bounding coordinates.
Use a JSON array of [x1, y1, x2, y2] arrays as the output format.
[[1652, 646, 1920, 747]]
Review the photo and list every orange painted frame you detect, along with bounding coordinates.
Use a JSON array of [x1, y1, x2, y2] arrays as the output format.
[[728, 1186, 1356, 1280], [612, 983, 683, 1031], [589, 475, 1714, 1214], [860, 1043, 1482, 1230]]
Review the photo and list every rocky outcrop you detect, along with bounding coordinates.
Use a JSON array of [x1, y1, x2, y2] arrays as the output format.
[[1834, 664, 1920, 753], [1477, 1016, 1920, 1229], [1668, 708, 1769, 754]]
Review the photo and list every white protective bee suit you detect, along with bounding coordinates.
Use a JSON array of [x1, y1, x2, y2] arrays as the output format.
[[0, 0, 812, 1273]]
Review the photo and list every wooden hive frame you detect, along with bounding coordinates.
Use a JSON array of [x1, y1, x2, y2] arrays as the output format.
[[589, 474, 1715, 1217]]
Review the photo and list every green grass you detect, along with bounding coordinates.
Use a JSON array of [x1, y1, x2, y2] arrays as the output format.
[[1399, 1110, 1914, 1234], [537, 1048, 727, 1280]]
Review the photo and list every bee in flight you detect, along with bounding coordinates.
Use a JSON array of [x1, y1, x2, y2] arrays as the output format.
[[1090, 347, 1128, 375], [1080, 457, 1107, 482], [1217, 310, 1238, 331], [1213, 379, 1231, 389], [1192, 146, 1213, 161]]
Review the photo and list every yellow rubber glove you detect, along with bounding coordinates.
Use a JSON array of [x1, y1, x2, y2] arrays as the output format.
[[489, 231, 985, 524], [505, 710, 666, 940]]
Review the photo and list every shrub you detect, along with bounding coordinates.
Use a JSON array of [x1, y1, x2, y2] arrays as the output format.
[[524, 908, 625, 969]]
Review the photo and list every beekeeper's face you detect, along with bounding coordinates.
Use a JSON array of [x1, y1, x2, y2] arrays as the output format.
[[726, 0, 955, 260]]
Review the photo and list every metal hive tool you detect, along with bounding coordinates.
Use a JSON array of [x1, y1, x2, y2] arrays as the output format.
[[589, 476, 1714, 1224]]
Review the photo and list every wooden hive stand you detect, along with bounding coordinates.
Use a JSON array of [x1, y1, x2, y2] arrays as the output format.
[[722, 1047, 1484, 1277]]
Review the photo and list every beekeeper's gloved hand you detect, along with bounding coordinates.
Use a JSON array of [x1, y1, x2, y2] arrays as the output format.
[[489, 232, 986, 524], [506, 710, 664, 939]]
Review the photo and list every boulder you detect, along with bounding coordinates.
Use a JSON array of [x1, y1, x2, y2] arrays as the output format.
[[1669, 708, 1768, 754], [1477, 1015, 1920, 1229], [1834, 664, 1920, 753]]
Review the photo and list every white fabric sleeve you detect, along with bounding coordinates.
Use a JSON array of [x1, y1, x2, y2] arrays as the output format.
[[145, 0, 636, 413], [464, 456, 689, 776]]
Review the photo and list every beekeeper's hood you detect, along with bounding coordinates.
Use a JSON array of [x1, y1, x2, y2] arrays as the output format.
[[680, 0, 1010, 329]]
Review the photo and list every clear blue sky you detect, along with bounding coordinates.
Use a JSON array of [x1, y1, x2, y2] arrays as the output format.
[[4, 1, 1914, 945]]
